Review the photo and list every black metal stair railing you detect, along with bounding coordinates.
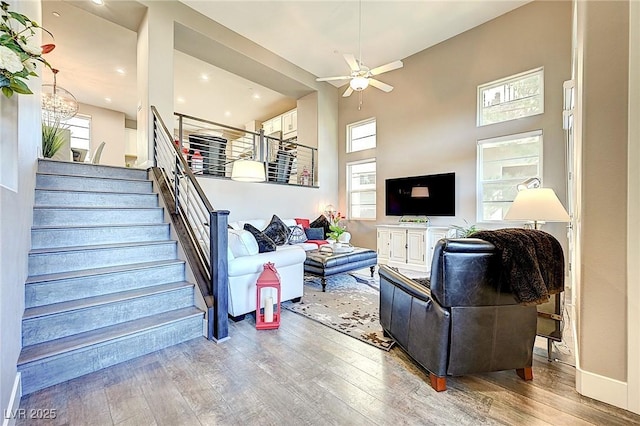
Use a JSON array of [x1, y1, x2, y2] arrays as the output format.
[[151, 106, 229, 342], [174, 112, 318, 186]]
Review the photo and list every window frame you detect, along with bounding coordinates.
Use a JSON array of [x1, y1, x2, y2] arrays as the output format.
[[477, 67, 544, 127], [346, 158, 377, 221], [476, 129, 544, 223], [63, 113, 92, 152], [346, 117, 376, 153]]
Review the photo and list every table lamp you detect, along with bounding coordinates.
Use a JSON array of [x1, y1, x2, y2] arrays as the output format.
[[504, 187, 570, 229]]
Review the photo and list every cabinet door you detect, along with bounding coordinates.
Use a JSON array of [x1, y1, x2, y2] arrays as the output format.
[[282, 110, 297, 138], [389, 230, 407, 263], [406, 229, 427, 268], [272, 115, 282, 133], [376, 228, 390, 261], [262, 119, 273, 135], [426, 227, 449, 269]]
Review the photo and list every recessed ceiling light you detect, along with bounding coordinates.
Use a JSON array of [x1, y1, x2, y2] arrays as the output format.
[[52, 11, 60, 17], [91, 0, 104, 5], [104, 97, 112, 103], [116, 68, 125, 75], [177, 97, 185, 104], [252, 93, 261, 100], [224, 111, 231, 117], [200, 74, 209, 81]]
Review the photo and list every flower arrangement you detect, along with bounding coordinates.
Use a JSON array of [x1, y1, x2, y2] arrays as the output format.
[[325, 209, 346, 241], [0, 1, 53, 98]]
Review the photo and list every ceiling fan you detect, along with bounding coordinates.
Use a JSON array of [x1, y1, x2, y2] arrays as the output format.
[[315, 1, 403, 97]]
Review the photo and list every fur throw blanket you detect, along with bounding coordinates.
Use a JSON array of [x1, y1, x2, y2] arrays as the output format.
[[472, 228, 564, 305]]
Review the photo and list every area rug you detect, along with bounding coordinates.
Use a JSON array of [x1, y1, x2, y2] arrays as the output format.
[[282, 273, 395, 351]]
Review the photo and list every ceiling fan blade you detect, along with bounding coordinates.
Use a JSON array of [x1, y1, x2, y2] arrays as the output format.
[[316, 75, 351, 82], [369, 78, 394, 93], [342, 86, 354, 97], [343, 53, 360, 72], [369, 60, 404, 76]]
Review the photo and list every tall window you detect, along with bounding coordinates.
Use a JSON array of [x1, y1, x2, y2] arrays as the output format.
[[347, 117, 376, 153], [63, 114, 91, 151], [477, 130, 543, 221], [477, 67, 544, 126], [347, 159, 376, 220]]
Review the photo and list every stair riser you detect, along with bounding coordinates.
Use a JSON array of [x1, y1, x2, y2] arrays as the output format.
[[31, 225, 170, 249], [28, 243, 177, 276], [25, 263, 186, 308], [33, 208, 164, 226], [23, 287, 194, 346], [35, 190, 158, 208], [36, 174, 153, 194], [38, 160, 148, 180], [19, 315, 203, 395]]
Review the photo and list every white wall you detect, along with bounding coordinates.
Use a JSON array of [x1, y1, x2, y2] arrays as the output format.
[[77, 103, 126, 167], [137, 0, 340, 220], [338, 0, 572, 250], [0, 0, 41, 416]]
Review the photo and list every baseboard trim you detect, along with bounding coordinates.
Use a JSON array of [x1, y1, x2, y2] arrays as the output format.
[[576, 366, 627, 410], [2, 372, 22, 426]]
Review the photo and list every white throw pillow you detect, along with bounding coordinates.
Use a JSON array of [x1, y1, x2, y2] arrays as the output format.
[[228, 229, 259, 257]]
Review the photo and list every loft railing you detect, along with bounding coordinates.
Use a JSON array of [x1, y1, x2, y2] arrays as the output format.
[[174, 112, 317, 186], [151, 106, 229, 342]]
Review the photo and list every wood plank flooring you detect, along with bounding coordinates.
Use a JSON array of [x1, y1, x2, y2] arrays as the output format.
[[16, 309, 640, 425]]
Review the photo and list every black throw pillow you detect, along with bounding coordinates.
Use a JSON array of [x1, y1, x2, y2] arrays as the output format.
[[262, 215, 291, 246], [243, 223, 276, 253], [309, 215, 331, 239]]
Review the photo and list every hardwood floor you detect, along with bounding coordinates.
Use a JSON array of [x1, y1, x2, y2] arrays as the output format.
[[16, 309, 640, 426]]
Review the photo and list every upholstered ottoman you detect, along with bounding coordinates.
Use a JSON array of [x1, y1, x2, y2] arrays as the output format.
[[304, 247, 377, 291]]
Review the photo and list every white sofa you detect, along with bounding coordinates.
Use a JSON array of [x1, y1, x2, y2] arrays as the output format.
[[227, 218, 318, 318]]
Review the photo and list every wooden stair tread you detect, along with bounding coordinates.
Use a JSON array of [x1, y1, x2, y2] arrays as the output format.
[[23, 281, 194, 319], [25, 259, 185, 284], [18, 307, 203, 366]]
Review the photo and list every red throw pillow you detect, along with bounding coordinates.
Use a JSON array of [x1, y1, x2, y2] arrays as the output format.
[[295, 218, 310, 229]]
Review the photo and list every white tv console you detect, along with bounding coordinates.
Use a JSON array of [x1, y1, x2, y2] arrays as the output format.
[[376, 224, 449, 274]]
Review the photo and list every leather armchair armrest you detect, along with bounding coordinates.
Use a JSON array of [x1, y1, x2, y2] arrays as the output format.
[[379, 265, 430, 302]]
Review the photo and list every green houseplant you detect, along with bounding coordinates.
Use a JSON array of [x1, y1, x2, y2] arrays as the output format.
[[450, 220, 479, 238], [41, 116, 66, 158]]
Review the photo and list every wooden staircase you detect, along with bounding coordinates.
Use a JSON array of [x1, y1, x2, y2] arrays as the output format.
[[17, 159, 204, 395]]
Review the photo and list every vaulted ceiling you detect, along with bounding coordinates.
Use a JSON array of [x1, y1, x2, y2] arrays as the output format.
[[40, 0, 530, 126]]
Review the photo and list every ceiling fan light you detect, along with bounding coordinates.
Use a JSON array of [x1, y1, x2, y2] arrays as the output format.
[[350, 76, 369, 91]]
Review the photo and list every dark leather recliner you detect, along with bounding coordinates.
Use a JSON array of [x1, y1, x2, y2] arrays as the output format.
[[379, 238, 537, 391]]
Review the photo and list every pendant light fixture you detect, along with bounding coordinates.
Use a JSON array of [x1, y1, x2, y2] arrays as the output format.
[[41, 68, 78, 121]]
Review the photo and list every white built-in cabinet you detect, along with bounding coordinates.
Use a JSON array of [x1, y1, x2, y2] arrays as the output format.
[[262, 108, 297, 139], [377, 224, 449, 274], [282, 109, 297, 139]]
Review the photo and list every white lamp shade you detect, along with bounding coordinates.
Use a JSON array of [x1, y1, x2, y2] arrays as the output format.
[[504, 188, 570, 222], [350, 76, 369, 91], [411, 186, 430, 198], [231, 160, 265, 182]]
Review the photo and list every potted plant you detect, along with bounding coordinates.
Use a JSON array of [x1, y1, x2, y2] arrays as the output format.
[[41, 116, 66, 158], [450, 220, 479, 238]]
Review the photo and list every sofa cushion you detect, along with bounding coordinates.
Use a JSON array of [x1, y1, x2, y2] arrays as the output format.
[[288, 224, 308, 244], [305, 227, 324, 240], [295, 218, 310, 229], [263, 215, 291, 246], [243, 223, 276, 253], [228, 229, 259, 257], [310, 215, 331, 237], [227, 245, 306, 277]]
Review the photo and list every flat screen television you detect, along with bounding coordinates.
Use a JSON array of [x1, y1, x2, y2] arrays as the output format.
[[385, 172, 456, 216]]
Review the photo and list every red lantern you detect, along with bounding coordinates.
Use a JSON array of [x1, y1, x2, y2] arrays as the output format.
[[255, 262, 281, 330]]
